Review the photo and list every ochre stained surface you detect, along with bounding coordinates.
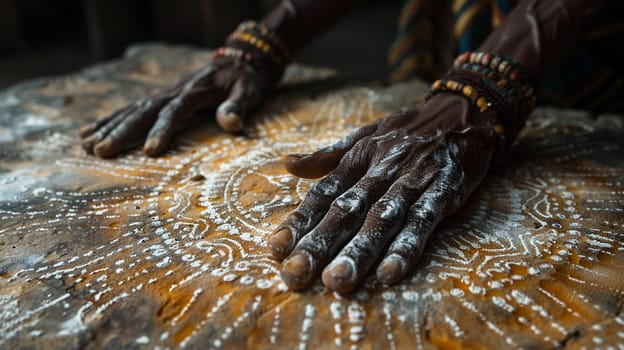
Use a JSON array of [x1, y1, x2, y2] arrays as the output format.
[[1, 44, 624, 349]]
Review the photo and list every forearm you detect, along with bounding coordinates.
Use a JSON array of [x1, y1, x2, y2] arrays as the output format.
[[261, 0, 357, 53], [479, 0, 609, 83]]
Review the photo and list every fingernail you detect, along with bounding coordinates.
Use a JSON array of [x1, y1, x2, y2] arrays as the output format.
[[267, 227, 292, 258], [322, 257, 355, 290], [286, 153, 306, 160], [81, 137, 96, 153], [143, 138, 158, 154], [94, 139, 113, 157], [218, 111, 243, 133], [282, 154, 306, 171], [283, 251, 311, 277], [377, 254, 404, 284]]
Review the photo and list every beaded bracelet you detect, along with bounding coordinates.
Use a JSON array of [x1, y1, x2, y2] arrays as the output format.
[[454, 51, 529, 81], [239, 21, 291, 59], [228, 31, 287, 66], [430, 78, 506, 136], [428, 51, 537, 160], [232, 22, 290, 67], [212, 21, 291, 87], [454, 52, 537, 112]]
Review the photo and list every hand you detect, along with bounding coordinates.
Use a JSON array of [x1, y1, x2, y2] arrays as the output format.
[[79, 56, 267, 158], [268, 94, 500, 293]]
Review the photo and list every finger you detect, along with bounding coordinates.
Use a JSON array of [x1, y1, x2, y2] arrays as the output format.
[[376, 161, 465, 285], [143, 86, 223, 156], [81, 106, 136, 154], [284, 121, 380, 179], [89, 66, 217, 157], [267, 141, 370, 260], [216, 73, 264, 133], [320, 170, 437, 293], [279, 174, 393, 290], [92, 100, 166, 158], [79, 106, 128, 138]]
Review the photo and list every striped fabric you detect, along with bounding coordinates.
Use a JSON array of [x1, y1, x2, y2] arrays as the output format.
[[387, 0, 453, 82], [388, 0, 624, 113]]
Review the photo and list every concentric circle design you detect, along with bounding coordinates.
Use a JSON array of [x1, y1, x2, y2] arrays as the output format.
[[1, 46, 623, 349]]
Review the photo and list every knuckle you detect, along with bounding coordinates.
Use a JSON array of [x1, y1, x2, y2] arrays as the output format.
[[358, 174, 386, 188], [168, 98, 184, 110], [349, 137, 370, 154], [371, 197, 406, 224], [391, 231, 424, 253], [348, 235, 375, 257], [135, 100, 153, 109], [297, 235, 328, 257], [367, 160, 397, 178], [396, 175, 423, 194], [410, 203, 437, 228], [282, 210, 308, 233], [421, 205, 439, 224], [309, 175, 342, 198], [438, 169, 466, 201], [341, 137, 375, 165], [332, 189, 366, 215]]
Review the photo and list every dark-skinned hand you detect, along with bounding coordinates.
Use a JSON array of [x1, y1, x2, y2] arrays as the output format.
[[79, 56, 267, 158], [268, 93, 501, 293]]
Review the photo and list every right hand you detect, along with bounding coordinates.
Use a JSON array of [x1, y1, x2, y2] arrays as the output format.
[[80, 54, 269, 158], [268, 93, 499, 293]]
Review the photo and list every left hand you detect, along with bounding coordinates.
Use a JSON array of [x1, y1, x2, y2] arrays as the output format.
[[79, 56, 268, 158], [267, 93, 501, 293]]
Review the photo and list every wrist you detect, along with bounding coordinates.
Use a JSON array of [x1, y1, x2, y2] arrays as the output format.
[[422, 93, 499, 127], [426, 51, 536, 161], [212, 21, 291, 88]]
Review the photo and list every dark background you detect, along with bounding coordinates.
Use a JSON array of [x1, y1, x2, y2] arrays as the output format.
[[0, 0, 400, 89]]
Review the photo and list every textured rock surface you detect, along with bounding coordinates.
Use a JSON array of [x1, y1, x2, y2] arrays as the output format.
[[1, 44, 623, 349]]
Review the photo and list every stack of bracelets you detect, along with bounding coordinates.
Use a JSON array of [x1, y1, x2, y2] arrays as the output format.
[[427, 51, 537, 160], [212, 21, 291, 88]]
